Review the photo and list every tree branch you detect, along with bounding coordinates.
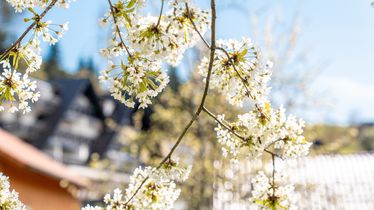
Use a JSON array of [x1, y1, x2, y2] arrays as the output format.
[[184, 6, 269, 120], [0, 0, 59, 61], [271, 152, 276, 198], [107, 0, 132, 57], [185, 3, 211, 49], [155, 0, 165, 28], [264, 148, 283, 160], [216, 46, 270, 120], [123, 0, 217, 206], [202, 106, 245, 140]]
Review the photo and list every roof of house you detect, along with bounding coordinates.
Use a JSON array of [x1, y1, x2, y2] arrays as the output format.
[[0, 78, 136, 162], [33, 79, 106, 149], [50, 79, 105, 120], [285, 153, 374, 209], [214, 153, 374, 210], [0, 129, 89, 187]]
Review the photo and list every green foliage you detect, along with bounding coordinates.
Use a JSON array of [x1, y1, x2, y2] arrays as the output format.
[[359, 127, 374, 151], [304, 124, 363, 154]]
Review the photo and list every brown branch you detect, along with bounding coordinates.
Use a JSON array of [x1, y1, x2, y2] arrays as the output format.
[[184, 8, 269, 120], [185, 3, 210, 49], [123, 0, 217, 206], [202, 106, 245, 140], [271, 152, 275, 198], [264, 148, 283, 160], [215, 46, 270, 120], [107, 0, 132, 57], [155, 0, 165, 28], [0, 0, 59, 61]]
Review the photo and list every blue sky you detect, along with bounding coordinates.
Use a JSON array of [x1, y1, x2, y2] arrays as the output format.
[[10, 0, 374, 124]]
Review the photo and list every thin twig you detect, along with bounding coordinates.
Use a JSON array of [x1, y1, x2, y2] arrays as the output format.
[[264, 149, 283, 160], [107, 0, 132, 57], [215, 46, 270, 120], [185, 3, 211, 49], [0, 0, 59, 61], [202, 106, 245, 140], [155, 0, 165, 28], [123, 0, 217, 206], [184, 11, 269, 119], [265, 138, 284, 150], [215, 46, 252, 98], [271, 152, 275, 199]]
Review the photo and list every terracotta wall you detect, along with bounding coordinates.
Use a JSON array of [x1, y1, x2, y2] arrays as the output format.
[[0, 159, 81, 210]]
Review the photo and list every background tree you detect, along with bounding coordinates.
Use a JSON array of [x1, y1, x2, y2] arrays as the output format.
[[0, 2, 12, 52], [118, 68, 242, 209], [44, 44, 71, 79], [218, 0, 327, 114]]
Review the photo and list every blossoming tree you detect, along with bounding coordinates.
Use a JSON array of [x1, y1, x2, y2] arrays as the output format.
[[0, 0, 311, 209]]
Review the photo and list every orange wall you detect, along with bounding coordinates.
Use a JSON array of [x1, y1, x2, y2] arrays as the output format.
[[0, 160, 81, 210]]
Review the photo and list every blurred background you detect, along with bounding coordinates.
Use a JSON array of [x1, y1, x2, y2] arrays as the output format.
[[1, 0, 374, 209]]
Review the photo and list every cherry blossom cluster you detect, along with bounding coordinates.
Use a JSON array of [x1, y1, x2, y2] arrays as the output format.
[[215, 104, 311, 160], [31, 19, 69, 45], [0, 0, 70, 113], [99, 55, 169, 108], [6, 0, 75, 12], [0, 61, 40, 113], [198, 38, 272, 107], [250, 171, 297, 210], [202, 38, 310, 209], [99, 0, 210, 108], [0, 173, 27, 210], [83, 161, 191, 210]]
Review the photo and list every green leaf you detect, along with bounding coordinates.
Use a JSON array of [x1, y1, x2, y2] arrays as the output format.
[[148, 79, 158, 90], [147, 71, 160, 77], [125, 7, 135, 14], [28, 7, 37, 16], [239, 48, 247, 59], [4, 89, 15, 101], [127, 0, 136, 8], [121, 60, 127, 70], [123, 13, 132, 27], [139, 80, 148, 92]]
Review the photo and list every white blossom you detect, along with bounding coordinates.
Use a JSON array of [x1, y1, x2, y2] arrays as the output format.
[[56, 0, 76, 9], [100, 39, 127, 59], [166, 2, 210, 47], [100, 0, 146, 29], [2, 0, 71, 114], [32, 20, 69, 45], [0, 63, 40, 114], [6, 0, 46, 12], [99, 55, 169, 109], [127, 16, 181, 60], [198, 38, 272, 107], [6, 0, 75, 12], [85, 161, 191, 210], [215, 104, 311, 160], [162, 3, 210, 66], [250, 171, 297, 210], [0, 173, 27, 210], [16, 39, 43, 73], [81, 205, 102, 210]]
